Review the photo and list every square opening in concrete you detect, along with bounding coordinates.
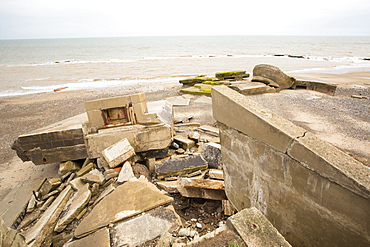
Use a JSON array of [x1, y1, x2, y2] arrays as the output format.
[[102, 106, 130, 127]]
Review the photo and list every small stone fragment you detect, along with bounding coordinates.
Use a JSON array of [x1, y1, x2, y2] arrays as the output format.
[[76, 163, 94, 177], [104, 169, 119, 180], [174, 136, 195, 150], [81, 169, 105, 185], [59, 161, 81, 175], [117, 161, 135, 183]]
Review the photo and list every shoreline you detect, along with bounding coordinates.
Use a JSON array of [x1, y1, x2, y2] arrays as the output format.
[[1, 71, 370, 165]]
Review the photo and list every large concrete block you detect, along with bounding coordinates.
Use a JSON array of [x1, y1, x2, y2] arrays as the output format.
[[287, 132, 370, 198], [212, 86, 306, 153], [11, 113, 88, 165], [177, 177, 227, 200], [155, 154, 208, 179], [101, 138, 135, 168], [85, 124, 172, 159], [226, 207, 291, 247]]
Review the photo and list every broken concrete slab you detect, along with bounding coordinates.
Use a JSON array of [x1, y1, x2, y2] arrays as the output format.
[[74, 178, 173, 238], [103, 169, 118, 180], [0, 177, 45, 228], [230, 82, 276, 95], [155, 154, 208, 179], [201, 142, 221, 169], [252, 64, 295, 89], [193, 96, 212, 104], [67, 227, 110, 247], [93, 183, 115, 206], [174, 135, 196, 150], [216, 71, 249, 80], [226, 207, 291, 247], [69, 178, 86, 191], [177, 177, 227, 200], [101, 138, 135, 168], [59, 161, 81, 175], [85, 124, 172, 159], [117, 161, 135, 183], [166, 96, 190, 106], [55, 183, 91, 232], [80, 169, 105, 185], [1, 218, 26, 247], [76, 163, 94, 177], [23, 185, 73, 245], [11, 113, 88, 165], [156, 180, 179, 194], [198, 125, 219, 136], [208, 169, 224, 180], [111, 205, 181, 246]]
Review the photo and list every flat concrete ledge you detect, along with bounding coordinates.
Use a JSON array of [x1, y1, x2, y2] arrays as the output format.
[[227, 207, 291, 247], [288, 132, 370, 198], [212, 86, 306, 153]]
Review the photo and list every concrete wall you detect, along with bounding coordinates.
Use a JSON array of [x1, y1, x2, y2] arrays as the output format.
[[212, 86, 370, 247]]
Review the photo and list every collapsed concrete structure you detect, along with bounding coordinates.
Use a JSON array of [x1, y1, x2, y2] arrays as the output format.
[[11, 93, 173, 165], [5, 65, 369, 246], [212, 86, 370, 247]]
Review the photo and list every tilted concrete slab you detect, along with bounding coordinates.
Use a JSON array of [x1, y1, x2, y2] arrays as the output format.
[[85, 124, 172, 159], [111, 205, 181, 246], [212, 86, 306, 153], [226, 207, 291, 247], [55, 183, 91, 232], [101, 138, 135, 168], [74, 178, 173, 238], [177, 178, 227, 200], [117, 161, 135, 183], [68, 227, 110, 247], [0, 177, 45, 228], [155, 154, 208, 179], [11, 113, 88, 165], [24, 185, 73, 245]]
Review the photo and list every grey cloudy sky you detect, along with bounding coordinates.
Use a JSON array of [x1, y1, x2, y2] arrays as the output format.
[[0, 0, 369, 39]]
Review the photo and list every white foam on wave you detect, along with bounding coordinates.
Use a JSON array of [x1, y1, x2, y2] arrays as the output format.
[[0, 77, 183, 98]]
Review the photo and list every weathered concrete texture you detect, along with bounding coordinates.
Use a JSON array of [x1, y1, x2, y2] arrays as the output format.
[[0, 178, 45, 228], [111, 205, 181, 246], [101, 138, 135, 168], [0, 218, 26, 247], [80, 169, 105, 185], [209, 169, 224, 180], [55, 183, 91, 232], [155, 154, 208, 179], [230, 82, 276, 95], [177, 178, 227, 200], [24, 185, 73, 246], [198, 125, 219, 136], [68, 227, 110, 247], [74, 178, 173, 238], [85, 124, 172, 159], [213, 86, 370, 246], [201, 142, 221, 169], [84, 93, 159, 131], [227, 207, 291, 247], [173, 135, 195, 150], [252, 64, 295, 89], [212, 86, 306, 153], [294, 79, 337, 95], [11, 113, 88, 165]]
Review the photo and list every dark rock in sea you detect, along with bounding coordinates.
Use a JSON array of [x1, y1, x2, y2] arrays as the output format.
[[363, 58, 370, 61], [274, 54, 285, 57], [288, 55, 304, 59]]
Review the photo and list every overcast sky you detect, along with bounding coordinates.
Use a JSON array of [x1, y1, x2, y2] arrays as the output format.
[[0, 0, 369, 39]]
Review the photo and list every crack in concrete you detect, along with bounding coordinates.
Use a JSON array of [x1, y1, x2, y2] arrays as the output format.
[[285, 131, 307, 155]]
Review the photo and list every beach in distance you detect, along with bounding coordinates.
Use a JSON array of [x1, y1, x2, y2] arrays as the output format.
[[0, 35, 370, 165]]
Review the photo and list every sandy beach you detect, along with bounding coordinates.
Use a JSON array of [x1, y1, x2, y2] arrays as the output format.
[[0, 71, 369, 199]]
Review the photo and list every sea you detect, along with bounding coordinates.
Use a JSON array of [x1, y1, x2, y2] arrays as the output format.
[[0, 35, 369, 97]]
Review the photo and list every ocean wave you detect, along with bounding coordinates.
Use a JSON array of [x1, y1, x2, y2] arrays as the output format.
[[0, 77, 183, 98]]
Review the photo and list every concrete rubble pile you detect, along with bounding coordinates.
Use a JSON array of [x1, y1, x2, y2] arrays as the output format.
[[4, 91, 292, 246]]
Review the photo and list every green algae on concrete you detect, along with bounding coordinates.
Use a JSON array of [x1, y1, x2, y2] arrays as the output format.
[[180, 87, 212, 95], [179, 76, 219, 86], [215, 71, 249, 80]]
